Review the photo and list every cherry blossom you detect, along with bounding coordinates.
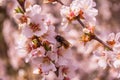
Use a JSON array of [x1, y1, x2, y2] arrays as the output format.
[[60, 0, 98, 28], [4, 0, 120, 79]]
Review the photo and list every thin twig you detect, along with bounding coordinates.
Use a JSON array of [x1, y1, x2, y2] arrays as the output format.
[[78, 20, 113, 50], [56, 0, 113, 51], [56, 0, 64, 5], [93, 35, 113, 51], [76, 16, 112, 51], [76, 16, 85, 28], [76, 17, 113, 50], [17, 0, 25, 12]]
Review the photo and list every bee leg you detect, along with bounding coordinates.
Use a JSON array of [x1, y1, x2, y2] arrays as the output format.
[[57, 44, 62, 48], [45, 51, 48, 55]]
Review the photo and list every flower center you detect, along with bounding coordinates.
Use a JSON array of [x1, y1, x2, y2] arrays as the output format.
[[25, 41, 32, 53], [43, 57, 51, 64], [29, 23, 41, 32], [62, 67, 69, 75], [19, 15, 28, 23], [107, 40, 115, 46], [67, 11, 75, 21], [79, 10, 84, 19]]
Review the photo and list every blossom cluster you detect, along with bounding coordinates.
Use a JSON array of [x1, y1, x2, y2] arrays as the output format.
[[60, 0, 98, 28], [94, 32, 120, 77], [14, 1, 76, 79], [59, 0, 120, 78], [60, 0, 98, 44], [9, 0, 120, 79]]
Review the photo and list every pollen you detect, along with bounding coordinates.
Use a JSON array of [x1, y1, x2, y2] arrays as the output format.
[[79, 10, 84, 19], [107, 40, 115, 46], [19, 15, 28, 23], [29, 23, 41, 32], [26, 43, 32, 53], [67, 11, 75, 21]]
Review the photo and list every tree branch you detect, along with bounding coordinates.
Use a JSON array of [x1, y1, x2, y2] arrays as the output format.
[[56, 0, 113, 51], [56, 0, 64, 5]]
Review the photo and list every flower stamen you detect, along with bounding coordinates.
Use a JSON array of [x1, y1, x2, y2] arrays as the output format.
[[29, 23, 41, 32]]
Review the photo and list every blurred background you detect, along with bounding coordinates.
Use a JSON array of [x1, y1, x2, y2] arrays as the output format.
[[0, 0, 120, 80]]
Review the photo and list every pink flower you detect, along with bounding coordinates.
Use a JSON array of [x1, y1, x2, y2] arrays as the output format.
[[94, 33, 120, 70], [56, 48, 72, 66], [60, 0, 98, 29], [42, 22, 57, 44], [113, 59, 120, 69], [58, 63, 77, 80], [30, 47, 45, 57], [60, 6, 71, 19], [16, 35, 29, 57], [77, 0, 98, 25], [26, 5, 41, 17], [22, 14, 48, 38], [14, 4, 48, 38], [97, 57, 107, 69], [31, 57, 56, 74], [107, 32, 120, 47]]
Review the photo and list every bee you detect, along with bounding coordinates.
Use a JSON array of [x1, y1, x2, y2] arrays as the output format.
[[31, 36, 42, 49], [55, 35, 70, 49]]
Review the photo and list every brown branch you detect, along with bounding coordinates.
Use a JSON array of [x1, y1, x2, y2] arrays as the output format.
[[56, 0, 113, 51], [56, 0, 64, 5], [76, 17, 85, 28], [93, 35, 113, 51]]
